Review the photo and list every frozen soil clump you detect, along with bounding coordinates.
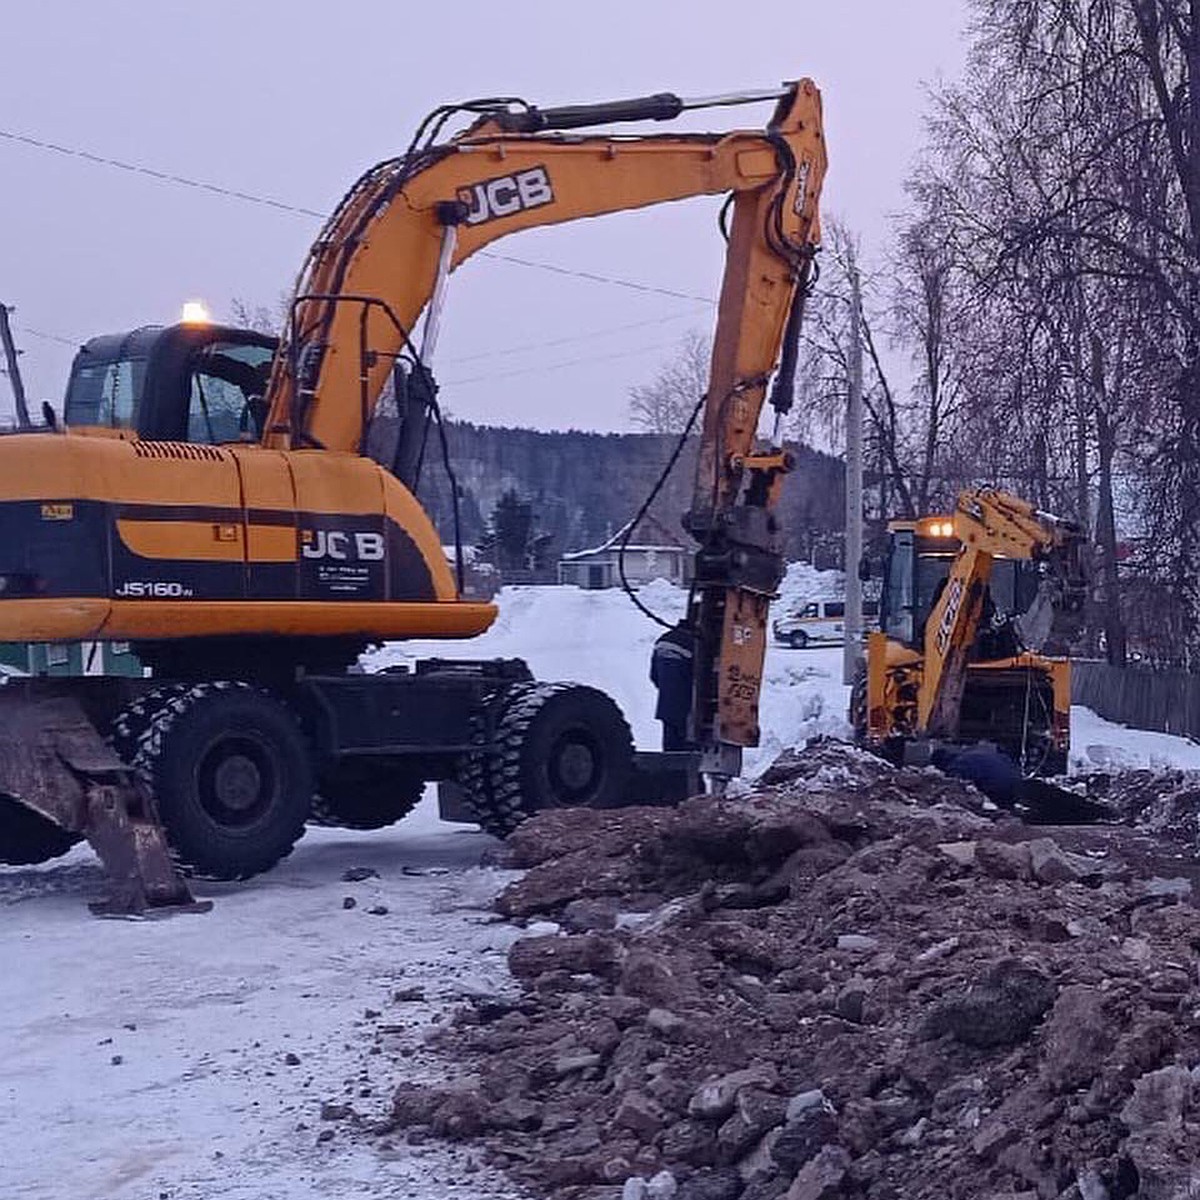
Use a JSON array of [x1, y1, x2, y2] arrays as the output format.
[[381, 743, 1200, 1200]]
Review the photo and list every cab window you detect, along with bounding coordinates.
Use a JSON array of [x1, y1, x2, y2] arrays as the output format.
[[800, 603, 819, 619], [64, 357, 146, 429], [882, 531, 915, 644], [186, 342, 274, 444]]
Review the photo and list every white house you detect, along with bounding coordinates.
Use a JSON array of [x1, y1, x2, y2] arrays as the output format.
[[558, 514, 691, 590]]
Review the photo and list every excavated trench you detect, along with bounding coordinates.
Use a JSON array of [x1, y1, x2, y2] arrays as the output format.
[[375, 742, 1200, 1200]]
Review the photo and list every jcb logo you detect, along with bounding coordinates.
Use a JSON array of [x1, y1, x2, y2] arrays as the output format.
[[935, 577, 965, 654], [301, 530, 385, 561], [458, 166, 554, 226]]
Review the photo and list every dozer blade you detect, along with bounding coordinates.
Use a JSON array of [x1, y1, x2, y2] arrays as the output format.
[[0, 690, 209, 916]]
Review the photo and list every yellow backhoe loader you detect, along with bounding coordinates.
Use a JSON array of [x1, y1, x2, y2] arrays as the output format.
[[0, 80, 826, 913], [853, 489, 1088, 775]]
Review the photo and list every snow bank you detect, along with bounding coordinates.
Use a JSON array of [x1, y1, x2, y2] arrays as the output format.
[[1070, 704, 1200, 773], [775, 560, 844, 613]]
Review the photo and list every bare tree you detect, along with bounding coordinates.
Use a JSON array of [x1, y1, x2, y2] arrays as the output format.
[[229, 293, 291, 336], [628, 330, 711, 433]]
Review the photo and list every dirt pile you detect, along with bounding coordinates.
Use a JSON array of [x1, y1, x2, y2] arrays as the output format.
[[1085, 769, 1200, 844], [384, 744, 1200, 1200]]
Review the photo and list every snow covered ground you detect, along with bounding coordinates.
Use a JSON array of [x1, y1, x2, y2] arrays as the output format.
[[3, 581, 1199, 1199], [2, 805, 527, 1200]]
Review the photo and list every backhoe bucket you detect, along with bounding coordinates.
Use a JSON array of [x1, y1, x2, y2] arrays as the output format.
[[0, 689, 207, 916]]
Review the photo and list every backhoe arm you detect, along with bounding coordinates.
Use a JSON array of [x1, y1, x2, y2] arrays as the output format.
[[920, 489, 1087, 737]]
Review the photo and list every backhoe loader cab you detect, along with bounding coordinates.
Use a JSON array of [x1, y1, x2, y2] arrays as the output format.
[[858, 512, 1072, 776], [878, 517, 1039, 652], [64, 324, 277, 443]]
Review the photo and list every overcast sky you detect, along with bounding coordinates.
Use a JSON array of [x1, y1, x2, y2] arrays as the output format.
[[0, 0, 968, 431]]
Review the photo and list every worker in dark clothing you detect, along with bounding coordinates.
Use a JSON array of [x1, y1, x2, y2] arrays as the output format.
[[651, 620, 696, 751], [932, 743, 1021, 808]]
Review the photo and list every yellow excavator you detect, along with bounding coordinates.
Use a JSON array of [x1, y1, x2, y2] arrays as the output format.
[[0, 80, 826, 912], [853, 489, 1088, 775]]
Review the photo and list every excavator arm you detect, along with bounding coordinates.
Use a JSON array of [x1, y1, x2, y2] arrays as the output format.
[[263, 81, 827, 778], [920, 489, 1088, 737]]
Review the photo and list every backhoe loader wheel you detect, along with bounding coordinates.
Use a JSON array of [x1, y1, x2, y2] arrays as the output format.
[[849, 666, 868, 743], [458, 682, 633, 838], [310, 764, 425, 830], [133, 682, 312, 880], [0, 794, 81, 866]]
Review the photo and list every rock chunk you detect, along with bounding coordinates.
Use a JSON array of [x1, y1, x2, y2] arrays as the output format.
[[688, 1065, 778, 1123], [1040, 985, 1114, 1092], [920, 958, 1057, 1048], [785, 1145, 851, 1200]]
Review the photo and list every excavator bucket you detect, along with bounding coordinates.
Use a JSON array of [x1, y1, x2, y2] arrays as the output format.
[[0, 687, 208, 916]]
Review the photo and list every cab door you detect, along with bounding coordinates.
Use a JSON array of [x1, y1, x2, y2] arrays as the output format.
[[232, 448, 298, 600]]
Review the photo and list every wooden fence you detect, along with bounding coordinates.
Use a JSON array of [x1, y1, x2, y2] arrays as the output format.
[[1071, 661, 1200, 741]]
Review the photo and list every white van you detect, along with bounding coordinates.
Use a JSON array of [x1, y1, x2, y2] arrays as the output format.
[[772, 598, 879, 649]]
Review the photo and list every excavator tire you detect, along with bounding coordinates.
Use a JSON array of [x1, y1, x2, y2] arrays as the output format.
[[458, 682, 634, 839], [310, 764, 425, 830], [108, 683, 192, 765], [0, 794, 81, 866], [132, 682, 312, 880], [455, 682, 537, 836]]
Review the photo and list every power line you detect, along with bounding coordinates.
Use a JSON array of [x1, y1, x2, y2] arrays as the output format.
[[441, 308, 705, 365], [0, 126, 718, 304], [15, 325, 81, 348], [17, 310, 705, 370], [14, 311, 701, 387], [0, 129, 325, 218], [479, 251, 715, 304], [444, 340, 671, 387]]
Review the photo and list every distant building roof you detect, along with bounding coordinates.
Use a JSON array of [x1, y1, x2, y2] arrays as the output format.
[[561, 511, 688, 561]]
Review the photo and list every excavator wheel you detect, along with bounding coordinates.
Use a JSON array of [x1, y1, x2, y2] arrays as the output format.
[[310, 763, 425, 830], [455, 682, 536, 836], [458, 682, 634, 838], [108, 683, 192, 765], [133, 682, 312, 880], [0, 794, 81, 866]]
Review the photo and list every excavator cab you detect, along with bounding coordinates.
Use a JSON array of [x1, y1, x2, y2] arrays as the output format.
[[63, 324, 277, 444]]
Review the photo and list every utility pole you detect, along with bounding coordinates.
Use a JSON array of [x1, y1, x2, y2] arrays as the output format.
[[842, 263, 864, 685], [0, 304, 32, 429]]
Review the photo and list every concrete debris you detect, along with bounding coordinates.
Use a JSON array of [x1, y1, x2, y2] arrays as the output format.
[[375, 741, 1200, 1200]]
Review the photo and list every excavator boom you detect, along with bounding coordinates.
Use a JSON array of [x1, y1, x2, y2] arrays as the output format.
[[265, 84, 824, 459]]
